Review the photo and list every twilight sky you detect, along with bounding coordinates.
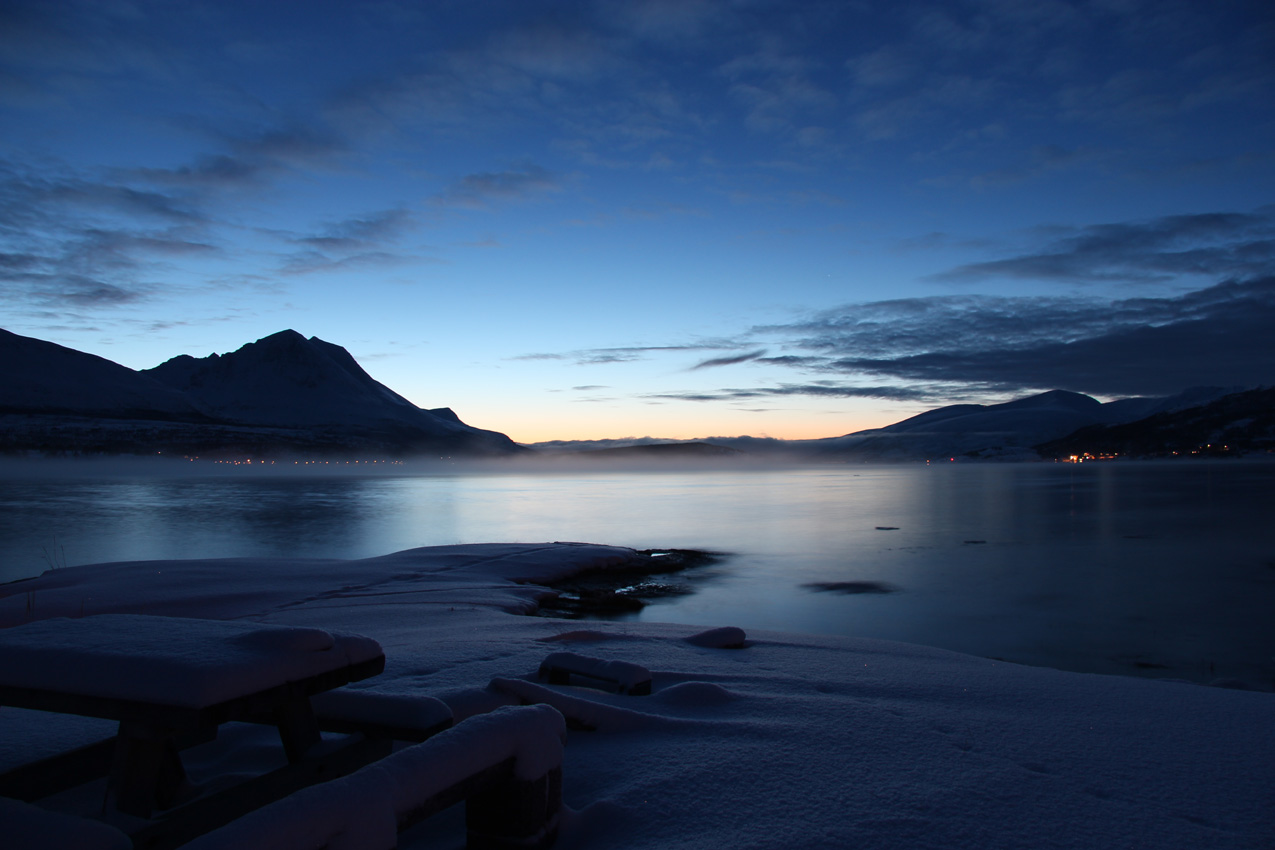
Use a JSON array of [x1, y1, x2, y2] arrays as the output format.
[[2, 0, 1273, 442]]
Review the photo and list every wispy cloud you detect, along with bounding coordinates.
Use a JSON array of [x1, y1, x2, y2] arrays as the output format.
[[645, 384, 935, 403], [513, 343, 726, 366], [764, 276, 1275, 397], [0, 159, 218, 309], [279, 250, 424, 276], [432, 164, 562, 209], [689, 349, 767, 369], [130, 154, 266, 189], [647, 210, 1275, 402], [934, 210, 1275, 284], [297, 209, 413, 252]]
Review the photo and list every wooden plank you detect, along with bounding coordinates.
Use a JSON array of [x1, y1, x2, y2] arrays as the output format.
[[273, 697, 322, 763], [0, 655, 385, 731], [0, 683, 212, 730], [314, 713, 452, 744], [0, 726, 216, 803], [467, 764, 562, 850], [396, 758, 513, 831], [0, 736, 115, 802], [127, 734, 393, 850]]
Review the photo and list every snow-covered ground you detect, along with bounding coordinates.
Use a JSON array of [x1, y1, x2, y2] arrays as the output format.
[[2, 543, 1272, 849]]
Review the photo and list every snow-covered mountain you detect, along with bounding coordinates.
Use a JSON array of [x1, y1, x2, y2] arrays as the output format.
[[0, 328, 521, 456], [0, 328, 204, 419], [145, 330, 488, 437], [1039, 386, 1275, 458], [796, 388, 1240, 461]]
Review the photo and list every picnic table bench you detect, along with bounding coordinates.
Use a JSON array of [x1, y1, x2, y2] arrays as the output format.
[[0, 614, 417, 849]]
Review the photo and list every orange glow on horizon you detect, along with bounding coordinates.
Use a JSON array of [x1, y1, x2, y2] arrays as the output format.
[[464, 406, 913, 445]]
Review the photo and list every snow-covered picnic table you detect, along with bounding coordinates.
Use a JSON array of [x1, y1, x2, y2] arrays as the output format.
[[0, 614, 386, 845]]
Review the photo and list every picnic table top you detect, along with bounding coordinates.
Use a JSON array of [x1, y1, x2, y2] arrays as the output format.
[[0, 614, 383, 712]]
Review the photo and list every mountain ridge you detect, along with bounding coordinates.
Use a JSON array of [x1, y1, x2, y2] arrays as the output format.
[[2, 327, 1267, 461], [528, 386, 1261, 461], [0, 328, 520, 457]]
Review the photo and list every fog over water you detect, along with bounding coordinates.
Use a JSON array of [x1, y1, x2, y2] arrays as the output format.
[[2, 459, 1272, 688]]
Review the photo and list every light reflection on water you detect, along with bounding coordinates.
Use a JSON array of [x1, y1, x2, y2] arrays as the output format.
[[1, 461, 1272, 688]]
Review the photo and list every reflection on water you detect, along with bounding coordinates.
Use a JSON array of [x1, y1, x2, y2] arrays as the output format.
[[1, 461, 1272, 688]]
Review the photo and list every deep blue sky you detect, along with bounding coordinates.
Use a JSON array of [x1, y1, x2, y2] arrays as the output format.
[[3, 1, 1273, 441]]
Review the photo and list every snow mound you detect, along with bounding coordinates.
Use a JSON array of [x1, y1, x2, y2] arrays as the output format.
[[649, 681, 738, 706], [683, 626, 748, 648], [3, 544, 1272, 849], [537, 629, 620, 644]]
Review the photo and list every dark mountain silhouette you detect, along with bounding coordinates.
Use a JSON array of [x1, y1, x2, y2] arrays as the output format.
[[532, 387, 1253, 462], [792, 390, 1130, 461], [0, 329, 205, 420], [4, 326, 1264, 461], [0, 328, 521, 457], [1036, 387, 1275, 458]]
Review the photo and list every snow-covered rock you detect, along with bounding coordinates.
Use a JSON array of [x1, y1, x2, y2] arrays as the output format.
[[1, 543, 1271, 849]]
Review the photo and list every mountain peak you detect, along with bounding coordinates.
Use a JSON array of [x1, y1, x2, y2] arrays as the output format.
[[253, 329, 309, 347], [998, 389, 1102, 413], [147, 331, 404, 426], [2, 328, 520, 456]]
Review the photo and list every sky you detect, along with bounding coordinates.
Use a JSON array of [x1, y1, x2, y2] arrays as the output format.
[[2, 0, 1273, 443]]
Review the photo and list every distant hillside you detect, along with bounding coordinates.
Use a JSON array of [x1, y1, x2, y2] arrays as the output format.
[[526, 387, 1250, 463], [1036, 387, 1275, 459], [780, 388, 1236, 462], [0, 328, 522, 457]]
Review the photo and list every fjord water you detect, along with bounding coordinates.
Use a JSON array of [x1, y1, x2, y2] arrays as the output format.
[[2, 461, 1272, 688]]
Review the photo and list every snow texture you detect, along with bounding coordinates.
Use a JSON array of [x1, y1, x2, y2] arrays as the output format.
[[0, 615, 381, 707], [490, 678, 670, 733], [2, 542, 1273, 849], [379, 704, 565, 797], [682, 626, 748, 648], [538, 652, 652, 693], [310, 689, 453, 732], [182, 760, 398, 850], [183, 705, 564, 850], [2, 795, 133, 850]]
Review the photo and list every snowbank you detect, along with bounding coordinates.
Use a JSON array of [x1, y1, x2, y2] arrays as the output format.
[[1, 543, 1272, 849]]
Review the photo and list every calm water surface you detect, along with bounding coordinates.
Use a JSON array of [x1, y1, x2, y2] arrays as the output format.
[[2, 460, 1272, 688]]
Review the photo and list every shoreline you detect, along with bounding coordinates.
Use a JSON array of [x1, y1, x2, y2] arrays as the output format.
[[529, 548, 722, 619], [1, 543, 1272, 848]]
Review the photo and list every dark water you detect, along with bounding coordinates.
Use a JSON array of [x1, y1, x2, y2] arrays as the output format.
[[2, 460, 1272, 688]]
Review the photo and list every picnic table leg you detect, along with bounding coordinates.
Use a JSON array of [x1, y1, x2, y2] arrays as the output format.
[[274, 697, 322, 762], [466, 765, 562, 850], [109, 722, 187, 818]]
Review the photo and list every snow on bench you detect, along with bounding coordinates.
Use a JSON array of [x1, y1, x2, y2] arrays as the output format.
[[183, 704, 567, 850], [537, 651, 652, 695], [0, 614, 383, 709], [310, 689, 454, 743]]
